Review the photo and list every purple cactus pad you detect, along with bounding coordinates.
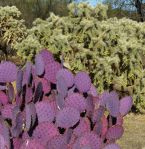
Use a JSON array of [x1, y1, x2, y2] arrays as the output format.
[[1, 104, 14, 119], [103, 143, 121, 149], [0, 91, 8, 105], [44, 62, 62, 83], [35, 101, 55, 123], [73, 118, 90, 137], [104, 91, 120, 117], [0, 62, 17, 83], [7, 83, 15, 103], [56, 68, 74, 88], [35, 53, 45, 76], [13, 138, 23, 149], [22, 62, 32, 86], [56, 76, 68, 98], [74, 72, 91, 92], [25, 87, 33, 104], [47, 135, 67, 149], [92, 106, 105, 123], [33, 122, 59, 146], [56, 107, 80, 128], [119, 96, 133, 116], [16, 69, 23, 94], [56, 94, 65, 110], [88, 84, 98, 97], [65, 93, 87, 113], [73, 132, 102, 149], [20, 139, 45, 149], [39, 49, 55, 64], [106, 125, 124, 140]]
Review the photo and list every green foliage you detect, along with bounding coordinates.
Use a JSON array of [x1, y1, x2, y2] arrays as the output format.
[[103, 0, 145, 22], [0, 6, 27, 58], [15, 35, 42, 62], [14, 3, 145, 112], [0, 0, 74, 26]]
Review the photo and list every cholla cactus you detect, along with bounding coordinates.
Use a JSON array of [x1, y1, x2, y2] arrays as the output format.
[[14, 3, 145, 112], [15, 35, 42, 62], [0, 6, 27, 58], [0, 49, 132, 148]]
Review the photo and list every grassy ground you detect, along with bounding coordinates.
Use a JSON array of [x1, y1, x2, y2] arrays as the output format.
[[117, 113, 145, 149]]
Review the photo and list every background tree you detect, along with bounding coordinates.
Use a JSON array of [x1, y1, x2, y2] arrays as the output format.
[[103, 0, 145, 21]]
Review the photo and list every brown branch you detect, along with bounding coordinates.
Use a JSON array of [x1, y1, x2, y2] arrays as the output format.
[[134, 0, 144, 22]]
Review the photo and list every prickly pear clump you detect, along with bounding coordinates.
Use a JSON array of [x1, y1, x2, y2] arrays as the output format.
[[0, 49, 132, 148]]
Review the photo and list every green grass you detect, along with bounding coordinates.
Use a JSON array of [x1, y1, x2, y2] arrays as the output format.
[[118, 114, 145, 149]]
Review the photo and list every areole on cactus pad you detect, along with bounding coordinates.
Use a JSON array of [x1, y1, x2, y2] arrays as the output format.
[[0, 49, 133, 148]]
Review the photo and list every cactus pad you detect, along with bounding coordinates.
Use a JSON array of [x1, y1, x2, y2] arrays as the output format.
[[119, 96, 133, 116], [39, 49, 54, 64], [0, 62, 17, 83], [73, 132, 102, 149], [35, 101, 55, 123], [74, 72, 91, 92], [20, 139, 45, 149], [33, 122, 59, 146], [0, 91, 8, 105], [47, 135, 67, 149], [56, 68, 74, 88], [56, 107, 80, 128], [106, 125, 124, 140], [73, 118, 90, 137], [65, 93, 87, 113], [35, 53, 45, 76], [44, 62, 62, 83], [103, 143, 121, 149], [1, 104, 14, 119]]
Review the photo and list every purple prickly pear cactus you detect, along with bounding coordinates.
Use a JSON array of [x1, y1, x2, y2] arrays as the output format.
[[0, 49, 133, 148]]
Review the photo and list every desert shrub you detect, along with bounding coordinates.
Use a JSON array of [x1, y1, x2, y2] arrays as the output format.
[[0, 49, 132, 148], [0, 6, 27, 59], [14, 3, 145, 112]]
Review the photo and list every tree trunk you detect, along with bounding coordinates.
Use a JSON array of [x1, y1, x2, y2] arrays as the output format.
[[134, 0, 144, 22]]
